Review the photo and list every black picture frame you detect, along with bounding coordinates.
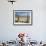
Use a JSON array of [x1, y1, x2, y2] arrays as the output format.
[[13, 10, 33, 26]]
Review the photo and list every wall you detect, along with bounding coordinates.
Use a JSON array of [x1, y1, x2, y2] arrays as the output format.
[[0, 0, 46, 42]]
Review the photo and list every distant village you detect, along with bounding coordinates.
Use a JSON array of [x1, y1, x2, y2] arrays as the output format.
[[15, 16, 30, 23]]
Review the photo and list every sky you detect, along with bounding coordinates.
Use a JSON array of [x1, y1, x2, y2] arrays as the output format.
[[15, 12, 31, 16]]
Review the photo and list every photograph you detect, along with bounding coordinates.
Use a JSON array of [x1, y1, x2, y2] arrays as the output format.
[[13, 10, 32, 25]]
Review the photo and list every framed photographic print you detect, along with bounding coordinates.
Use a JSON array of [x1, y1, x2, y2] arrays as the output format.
[[13, 10, 32, 25]]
